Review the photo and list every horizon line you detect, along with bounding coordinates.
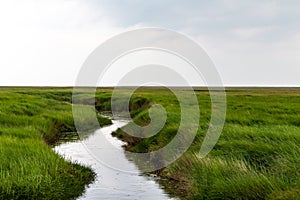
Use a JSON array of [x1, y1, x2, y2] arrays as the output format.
[[1, 85, 300, 89]]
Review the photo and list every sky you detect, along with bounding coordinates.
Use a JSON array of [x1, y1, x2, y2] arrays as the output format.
[[0, 0, 299, 86]]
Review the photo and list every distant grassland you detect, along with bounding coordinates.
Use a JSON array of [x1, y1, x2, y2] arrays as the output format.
[[1, 87, 300, 199]]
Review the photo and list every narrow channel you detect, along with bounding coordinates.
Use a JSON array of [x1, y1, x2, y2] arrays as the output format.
[[54, 119, 177, 200]]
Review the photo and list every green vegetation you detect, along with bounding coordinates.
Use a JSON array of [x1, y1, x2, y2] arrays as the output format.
[[1, 87, 300, 199], [111, 88, 300, 200], [0, 87, 111, 199]]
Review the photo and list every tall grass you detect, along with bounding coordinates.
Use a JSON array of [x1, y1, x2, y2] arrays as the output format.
[[111, 88, 300, 199], [0, 88, 111, 199], [2, 87, 300, 199]]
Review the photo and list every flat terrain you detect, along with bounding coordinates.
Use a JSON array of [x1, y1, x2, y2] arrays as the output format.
[[0, 87, 111, 199], [112, 87, 300, 199], [1, 87, 300, 199]]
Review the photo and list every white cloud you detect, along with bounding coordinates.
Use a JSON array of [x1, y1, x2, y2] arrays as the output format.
[[230, 26, 274, 40], [192, 30, 300, 86], [0, 0, 299, 86], [0, 0, 127, 86]]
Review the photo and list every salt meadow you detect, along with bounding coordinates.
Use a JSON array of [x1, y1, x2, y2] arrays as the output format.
[[1, 87, 300, 199]]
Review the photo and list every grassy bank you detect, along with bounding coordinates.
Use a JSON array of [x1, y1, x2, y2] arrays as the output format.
[[110, 88, 300, 199], [0, 88, 111, 199], [2, 87, 300, 199]]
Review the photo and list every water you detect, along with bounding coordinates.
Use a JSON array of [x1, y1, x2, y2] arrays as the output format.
[[54, 120, 177, 200]]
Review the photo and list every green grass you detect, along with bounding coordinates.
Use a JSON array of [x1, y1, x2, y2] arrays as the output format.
[[111, 88, 300, 200], [0, 87, 111, 199], [1, 87, 300, 199]]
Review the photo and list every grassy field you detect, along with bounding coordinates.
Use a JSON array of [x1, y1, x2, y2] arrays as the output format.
[[110, 88, 300, 199], [1, 87, 300, 199], [0, 87, 111, 199]]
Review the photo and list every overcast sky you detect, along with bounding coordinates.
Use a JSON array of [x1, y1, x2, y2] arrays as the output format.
[[0, 0, 299, 86]]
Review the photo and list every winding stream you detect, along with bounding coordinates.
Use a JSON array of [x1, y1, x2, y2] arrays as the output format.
[[54, 119, 177, 200]]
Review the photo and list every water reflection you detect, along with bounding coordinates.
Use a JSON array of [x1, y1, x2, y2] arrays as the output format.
[[54, 120, 177, 200]]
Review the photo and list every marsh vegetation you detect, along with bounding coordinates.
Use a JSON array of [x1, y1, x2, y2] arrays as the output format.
[[1, 87, 300, 199]]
